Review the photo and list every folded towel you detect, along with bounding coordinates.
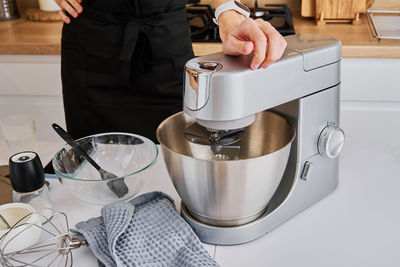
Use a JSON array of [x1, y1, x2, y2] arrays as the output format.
[[74, 192, 219, 267]]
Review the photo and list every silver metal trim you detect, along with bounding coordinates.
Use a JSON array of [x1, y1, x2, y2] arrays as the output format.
[[367, 10, 400, 40]]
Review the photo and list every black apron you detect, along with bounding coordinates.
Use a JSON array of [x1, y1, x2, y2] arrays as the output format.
[[61, 0, 194, 142]]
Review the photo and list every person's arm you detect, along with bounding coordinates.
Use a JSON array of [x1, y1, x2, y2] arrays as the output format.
[[213, 0, 287, 70], [54, 0, 83, 24]]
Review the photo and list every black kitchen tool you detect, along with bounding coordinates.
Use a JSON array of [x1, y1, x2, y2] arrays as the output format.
[[9, 151, 44, 193], [51, 123, 128, 198]]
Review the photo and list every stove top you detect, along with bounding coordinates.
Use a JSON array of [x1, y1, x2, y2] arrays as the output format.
[[187, 4, 295, 43]]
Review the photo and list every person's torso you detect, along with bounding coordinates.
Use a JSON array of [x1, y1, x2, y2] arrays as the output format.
[[85, 0, 187, 17]]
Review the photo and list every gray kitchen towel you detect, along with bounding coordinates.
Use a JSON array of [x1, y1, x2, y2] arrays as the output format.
[[74, 192, 219, 267]]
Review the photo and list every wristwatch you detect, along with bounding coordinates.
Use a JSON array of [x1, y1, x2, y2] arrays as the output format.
[[213, 1, 250, 25]]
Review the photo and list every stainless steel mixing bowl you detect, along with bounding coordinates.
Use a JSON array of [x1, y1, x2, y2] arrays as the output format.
[[157, 111, 295, 226]]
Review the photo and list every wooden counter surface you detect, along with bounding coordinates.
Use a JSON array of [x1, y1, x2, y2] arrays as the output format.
[[0, 14, 399, 57]]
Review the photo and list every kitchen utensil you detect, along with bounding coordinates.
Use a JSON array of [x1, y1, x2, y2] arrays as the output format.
[[184, 122, 245, 155], [158, 111, 295, 226], [0, 115, 37, 156], [9, 152, 44, 193], [52, 132, 158, 205], [0, 207, 87, 266], [0, 203, 42, 254], [26, 8, 62, 21], [301, 0, 316, 17], [52, 124, 129, 198], [0, 0, 19, 21], [157, 34, 345, 245], [38, 0, 60, 11], [316, 0, 367, 24], [367, 10, 400, 39], [301, 0, 375, 24], [9, 151, 53, 219]]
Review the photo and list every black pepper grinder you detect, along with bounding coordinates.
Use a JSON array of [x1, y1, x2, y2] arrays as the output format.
[[9, 151, 53, 219]]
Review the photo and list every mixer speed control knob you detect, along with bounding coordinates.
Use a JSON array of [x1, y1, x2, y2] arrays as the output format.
[[318, 125, 345, 158]]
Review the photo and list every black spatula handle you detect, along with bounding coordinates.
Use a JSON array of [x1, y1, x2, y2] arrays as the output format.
[[52, 123, 101, 172]]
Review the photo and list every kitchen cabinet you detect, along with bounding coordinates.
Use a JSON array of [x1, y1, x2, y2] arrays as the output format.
[[0, 55, 65, 141], [341, 58, 400, 103], [1, 55, 399, 142]]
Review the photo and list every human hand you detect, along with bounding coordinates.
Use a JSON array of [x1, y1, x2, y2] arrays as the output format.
[[218, 10, 287, 70], [55, 0, 83, 24]]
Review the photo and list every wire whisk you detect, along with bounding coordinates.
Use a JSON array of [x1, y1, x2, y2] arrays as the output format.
[[0, 209, 88, 267]]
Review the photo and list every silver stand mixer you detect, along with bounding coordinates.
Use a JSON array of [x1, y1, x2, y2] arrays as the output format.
[[157, 34, 345, 245]]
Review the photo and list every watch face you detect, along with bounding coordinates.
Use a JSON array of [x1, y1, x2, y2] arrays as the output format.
[[234, 1, 250, 12]]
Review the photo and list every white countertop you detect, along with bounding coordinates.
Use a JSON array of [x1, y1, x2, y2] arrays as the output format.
[[1, 108, 399, 267]]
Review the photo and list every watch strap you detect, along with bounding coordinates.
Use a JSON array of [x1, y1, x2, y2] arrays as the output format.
[[213, 1, 250, 25]]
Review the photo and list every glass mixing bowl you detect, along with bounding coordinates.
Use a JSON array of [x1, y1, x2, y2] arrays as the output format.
[[52, 133, 158, 205]]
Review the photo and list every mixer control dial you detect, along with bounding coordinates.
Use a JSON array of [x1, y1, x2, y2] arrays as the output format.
[[318, 124, 345, 158]]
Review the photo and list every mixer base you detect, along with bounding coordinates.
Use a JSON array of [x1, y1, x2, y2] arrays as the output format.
[[184, 205, 267, 227], [181, 202, 273, 245]]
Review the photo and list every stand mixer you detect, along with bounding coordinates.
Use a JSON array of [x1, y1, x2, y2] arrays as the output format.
[[157, 34, 345, 245]]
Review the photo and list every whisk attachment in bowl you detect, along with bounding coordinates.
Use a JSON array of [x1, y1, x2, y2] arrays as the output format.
[[183, 122, 245, 160]]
